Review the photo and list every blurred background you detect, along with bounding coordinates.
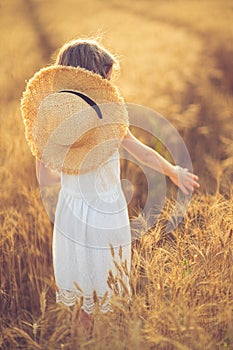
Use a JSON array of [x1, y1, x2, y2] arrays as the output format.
[[1, 0, 233, 214], [1, 1, 233, 348]]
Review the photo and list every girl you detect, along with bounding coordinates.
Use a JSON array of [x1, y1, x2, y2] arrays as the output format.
[[28, 39, 199, 336]]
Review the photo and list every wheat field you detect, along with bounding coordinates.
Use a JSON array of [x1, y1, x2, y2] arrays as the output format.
[[1, 0, 233, 349]]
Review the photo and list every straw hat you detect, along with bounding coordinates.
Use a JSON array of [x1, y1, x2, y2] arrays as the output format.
[[21, 65, 129, 175]]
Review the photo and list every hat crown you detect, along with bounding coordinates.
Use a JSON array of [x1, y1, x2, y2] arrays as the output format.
[[36, 92, 99, 146], [21, 65, 129, 175]]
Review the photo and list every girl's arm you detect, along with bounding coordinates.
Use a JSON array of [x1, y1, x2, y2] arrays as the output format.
[[36, 159, 61, 186], [121, 130, 199, 195]]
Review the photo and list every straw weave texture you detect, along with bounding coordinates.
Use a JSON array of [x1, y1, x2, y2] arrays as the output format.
[[21, 65, 129, 174]]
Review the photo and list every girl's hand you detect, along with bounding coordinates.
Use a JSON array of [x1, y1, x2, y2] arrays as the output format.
[[169, 165, 200, 195]]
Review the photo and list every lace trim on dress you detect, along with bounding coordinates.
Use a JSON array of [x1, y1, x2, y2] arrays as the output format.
[[56, 289, 112, 314]]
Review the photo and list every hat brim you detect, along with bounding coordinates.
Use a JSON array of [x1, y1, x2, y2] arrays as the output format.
[[21, 65, 129, 174]]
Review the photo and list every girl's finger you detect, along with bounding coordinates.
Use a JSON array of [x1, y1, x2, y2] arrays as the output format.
[[184, 174, 200, 186], [185, 183, 194, 192], [187, 178, 200, 187], [186, 172, 199, 180], [179, 184, 189, 195], [184, 178, 200, 188]]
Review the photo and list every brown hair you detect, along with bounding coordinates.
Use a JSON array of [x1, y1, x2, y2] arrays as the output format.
[[55, 39, 118, 79]]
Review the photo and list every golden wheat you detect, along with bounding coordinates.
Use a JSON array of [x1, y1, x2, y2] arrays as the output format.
[[1, 0, 233, 349]]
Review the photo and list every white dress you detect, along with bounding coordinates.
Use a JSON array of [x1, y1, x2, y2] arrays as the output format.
[[52, 151, 131, 314]]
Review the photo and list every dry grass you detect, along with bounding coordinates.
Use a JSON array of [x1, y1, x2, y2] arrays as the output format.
[[1, 0, 233, 349], [1, 191, 233, 349]]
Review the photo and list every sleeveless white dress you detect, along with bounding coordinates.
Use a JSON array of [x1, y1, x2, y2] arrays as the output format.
[[52, 151, 131, 314]]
